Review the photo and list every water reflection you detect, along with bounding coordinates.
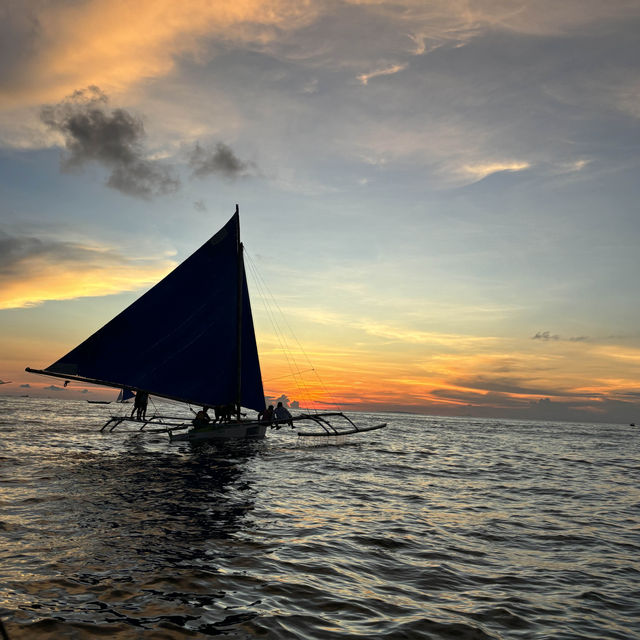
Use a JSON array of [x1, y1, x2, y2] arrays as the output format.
[[2, 399, 639, 639], [3, 434, 266, 637]]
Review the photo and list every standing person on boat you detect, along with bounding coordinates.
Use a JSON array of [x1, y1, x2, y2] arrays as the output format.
[[274, 401, 293, 428], [193, 406, 211, 428], [259, 404, 274, 425], [131, 390, 149, 421]]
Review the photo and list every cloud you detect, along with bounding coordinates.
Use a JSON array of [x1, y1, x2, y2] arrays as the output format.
[[188, 142, 251, 179], [0, 379, 12, 384], [532, 331, 590, 342], [44, 385, 65, 391], [447, 374, 590, 399], [274, 394, 291, 407], [358, 63, 407, 85], [0, 229, 176, 309], [533, 331, 560, 341], [0, 0, 321, 110], [459, 161, 531, 181], [20, 384, 31, 388], [41, 86, 180, 198], [4, 0, 636, 111]]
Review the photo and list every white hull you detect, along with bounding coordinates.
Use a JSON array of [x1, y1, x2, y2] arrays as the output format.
[[170, 421, 268, 442]]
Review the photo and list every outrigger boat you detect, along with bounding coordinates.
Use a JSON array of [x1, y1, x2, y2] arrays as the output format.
[[26, 206, 387, 442]]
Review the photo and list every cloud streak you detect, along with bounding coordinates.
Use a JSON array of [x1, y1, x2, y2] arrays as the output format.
[[533, 331, 589, 342], [0, 229, 176, 309], [358, 63, 407, 85]]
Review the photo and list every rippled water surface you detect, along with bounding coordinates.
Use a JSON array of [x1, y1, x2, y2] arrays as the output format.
[[1, 396, 639, 639]]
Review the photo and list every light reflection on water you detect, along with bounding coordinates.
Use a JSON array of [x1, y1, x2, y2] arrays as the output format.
[[0, 397, 639, 639]]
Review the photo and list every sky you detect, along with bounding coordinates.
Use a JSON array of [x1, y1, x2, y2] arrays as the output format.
[[1, 0, 640, 423]]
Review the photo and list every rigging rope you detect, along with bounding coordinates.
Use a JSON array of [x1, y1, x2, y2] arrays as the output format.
[[244, 249, 343, 414]]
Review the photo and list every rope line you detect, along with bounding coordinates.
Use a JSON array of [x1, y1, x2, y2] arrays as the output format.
[[244, 249, 342, 413]]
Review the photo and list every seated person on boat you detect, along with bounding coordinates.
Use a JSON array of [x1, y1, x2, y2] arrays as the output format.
[[258, 404, 274, 425], [274, 401, 293, 428], [193, 406, 211, 428]]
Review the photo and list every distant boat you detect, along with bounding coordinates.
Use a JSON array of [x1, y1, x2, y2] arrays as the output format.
[[87, 400, 111, 404], [26, 206, 387, 442]]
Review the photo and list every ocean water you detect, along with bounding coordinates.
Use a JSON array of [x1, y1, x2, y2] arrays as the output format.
[[0, 396, 639, 640]]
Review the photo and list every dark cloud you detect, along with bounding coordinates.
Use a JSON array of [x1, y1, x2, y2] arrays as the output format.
[[0, 379, 12, 384], [0, 230, 109, 277], [41, 86, 180, 199], [265, 394, 294, 408], [532, 331, 590, 342], [532, 331, 560, 341], [0, 231, 73, 275], [44, 385, 64, 391], [0, 2, 41, 88], [20, 384, 31, 388], [429, 386, 640, 423], [189, 142, 251, 179], [450, 375, 601, 400]]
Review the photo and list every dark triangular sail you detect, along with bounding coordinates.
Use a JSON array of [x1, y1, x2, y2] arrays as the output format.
[[34, 212, 265, 412]]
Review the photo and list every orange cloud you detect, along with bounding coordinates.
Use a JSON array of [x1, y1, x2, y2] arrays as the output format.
[[0, 262, 173, 309], [2, 0, 320, 109], [6, 0, 636, 112], [257, 323, 640, 415], [0, 239, 175, 309]]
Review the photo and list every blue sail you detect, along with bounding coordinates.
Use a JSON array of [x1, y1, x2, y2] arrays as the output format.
[[40, 212, 265, 412]]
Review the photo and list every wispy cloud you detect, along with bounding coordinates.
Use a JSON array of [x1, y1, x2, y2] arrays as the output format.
[[358, 63, 408, 85], [459, 161, 531, 181]]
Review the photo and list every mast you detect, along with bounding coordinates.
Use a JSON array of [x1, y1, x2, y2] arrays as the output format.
[[235, 204, 243, 421]]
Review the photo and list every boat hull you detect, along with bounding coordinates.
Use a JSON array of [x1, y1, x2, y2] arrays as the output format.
[[170, 421, 268, 442]]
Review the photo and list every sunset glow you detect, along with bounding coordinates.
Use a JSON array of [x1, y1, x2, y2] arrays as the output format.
[[1, 1, 640, 422]]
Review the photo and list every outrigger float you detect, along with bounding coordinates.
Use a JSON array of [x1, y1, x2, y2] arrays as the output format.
[[99, 411, 386, 441], [26, 206, 387, 443]]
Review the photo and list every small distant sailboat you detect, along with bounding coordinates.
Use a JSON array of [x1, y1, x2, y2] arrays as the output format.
[[26, 206, 387, 442]]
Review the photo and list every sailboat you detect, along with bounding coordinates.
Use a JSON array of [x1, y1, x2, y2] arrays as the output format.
[[26, 206, 387, 442]]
